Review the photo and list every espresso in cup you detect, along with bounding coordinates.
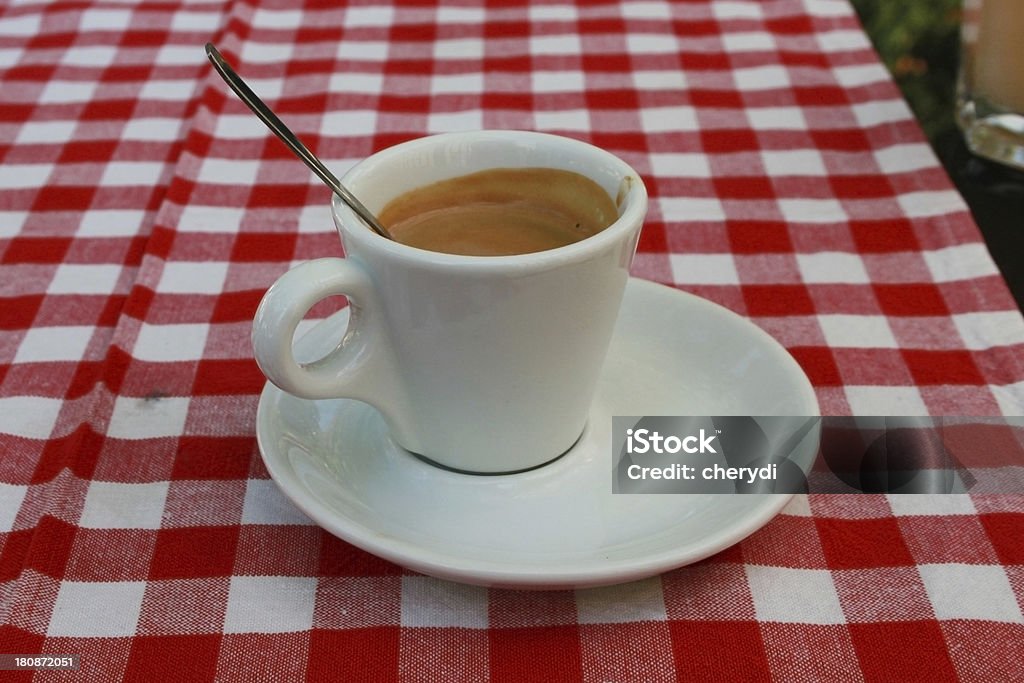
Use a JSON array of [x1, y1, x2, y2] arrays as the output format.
[[378, 167, 618, 256]]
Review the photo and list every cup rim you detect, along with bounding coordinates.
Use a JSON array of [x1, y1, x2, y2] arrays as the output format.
[[331, 130, 648, 269]]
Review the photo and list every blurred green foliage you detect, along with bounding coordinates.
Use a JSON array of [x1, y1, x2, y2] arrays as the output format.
[[850, 0, 962, 143]]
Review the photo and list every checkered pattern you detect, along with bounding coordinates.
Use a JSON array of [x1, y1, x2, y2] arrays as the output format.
[[1, 0, 1023, 680]]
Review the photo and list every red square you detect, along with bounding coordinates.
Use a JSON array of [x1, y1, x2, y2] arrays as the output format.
[[830, 174, 893, 199], [0, 294, 43, 329], [25, 515, 76, 578], [637, 220, 667, 252], [810, 127, 871, 150], [211, 290, 264, 323], [192, 358, 264, 395], [230, 233, 298, 263], [714, 176, 776, 199], [816, 517, 915, 569], [701, 129, 759, 153], [172, 436, 254, 480], [902, 349, 985, 386], [787, 346, 843, 386], [149, 526, 240, 580], [849, 622, 956, 682], [124, 634, 221, 682], [2, 237, 71, 264], [743, 284, 816, 316], [980, 513, 1024, 564], [874, 283, 949, 316], [669, 621, 771, 680], [0, 529, 33, 582], [307, 628, 399, 681], [490, 625, 582, 682], [727, 221, 793, 254], [318, 533, 403, 577], [689, 88, 743, 108]]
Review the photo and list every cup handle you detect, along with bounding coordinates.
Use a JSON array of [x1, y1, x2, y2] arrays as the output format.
[[251, 257, 394, 402]]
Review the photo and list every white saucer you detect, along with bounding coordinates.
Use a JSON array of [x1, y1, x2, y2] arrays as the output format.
[[256, 278, 819, 589]]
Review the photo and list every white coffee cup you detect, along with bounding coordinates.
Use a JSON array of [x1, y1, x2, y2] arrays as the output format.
[[252, 130, 648, 473]]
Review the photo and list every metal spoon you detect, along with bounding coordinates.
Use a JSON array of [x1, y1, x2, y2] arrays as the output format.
[[205, 43, 392, 240]]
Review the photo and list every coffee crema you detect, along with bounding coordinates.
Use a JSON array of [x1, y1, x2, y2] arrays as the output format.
[[378, 167, 618, 256]]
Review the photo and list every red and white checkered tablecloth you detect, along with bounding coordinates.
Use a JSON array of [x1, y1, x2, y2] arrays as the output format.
[[2, 0, 1023, 680]]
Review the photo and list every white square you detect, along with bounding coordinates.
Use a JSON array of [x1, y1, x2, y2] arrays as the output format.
[[177, 205, 244, 234], [400, 576, 488, 628], [761, 149, 826, 176], [747, 107, 807, 131], [79, 481, 169, 529], [529, 4, 576, 21], [900, 190, 969, 219], [625, 34, 678, 54], [576, 577, 666, 624], [670, 253, 739, 285], [328, 72, 383, 94], [873, 143, 937, 174], [139, 80, 197, 102], [250, 8, 302, 29], [817, 29, 870, 52], [640, 106, 699, 132], [214, 114, 267, 140], [734, 66, 789, 90], [778, 199, 847, 223], [427, 110, 483, 133], [805, 0, 852, 18], [844, 386, 928, 416], [713, 2, 763, 19], [224, 576, 317, 634], [123, 117, 183, 141], [853, 99, 912, 128], [531, 70, 584, 93], [746, 565, 845, 624], [78, 210, 144, 237], [196, 158, 260, 186], [650, 153, 710, 178], [722, 32, 776, 53], [345, 5, 394, 27], [48, 580, 146, 637], [242, 479, 313, 526], [952, 311, 1024, 350], [100, 162, 165, 187], [243, 77, 284, 101], [818, 315, 898, 349], [107, 396, 190, 439], [0, 163, 52, 189], [658, 197, 726, 222], [887, 494, 976, 517], [14, 326, 93, 364], [780, 493, 812, 517], [992, 381, 1024, 415], [320, 110, 377, 136], [833, 63, 890, 88], [155, 45, 202, 66], [296, 205, 333, 234], [62, 46, 116, 67], [622, 2, 671, 19], [17, 121, 77, 145], [439, 6, 485, 23], [133, 323, 209, 362], [919, 564, 1023, 623], [0, 13, 40, 35], [49, 264, 121, 294], [0, 397, 62, 439], [80, 9, 131, 31], [339, 40, 388, 61], [534, 109, 590, 131], [433, 39, 483, 60], [0, 211, 27, 239], [796, 252, 869, 284], [923, 244, 996, 282], [157, 261, 229, 294], [240, 42, 292, 65], [39, 80, 98, 104], [530, 34, 582, 56], [430, 72, 485, 94], [632, 70, 686, 91], [171, 9, 221, 31], [0, 482, 28, 532]]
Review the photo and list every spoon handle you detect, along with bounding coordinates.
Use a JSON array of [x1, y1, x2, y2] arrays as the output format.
[[204, 43, 391, 239]]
